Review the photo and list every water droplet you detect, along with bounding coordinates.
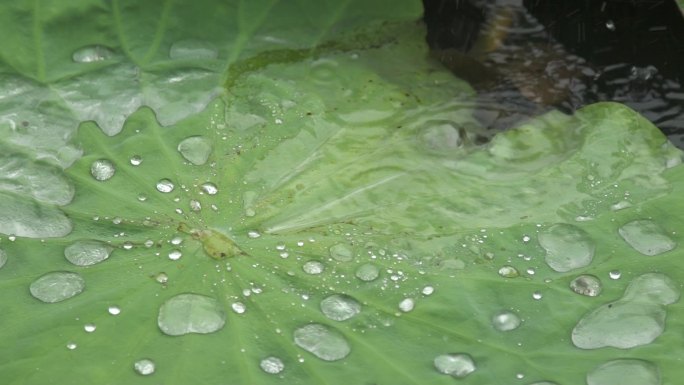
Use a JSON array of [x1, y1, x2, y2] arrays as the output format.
[[144, 240, 155, 248], [129, 155, 142, 166], [177, 136, 212, 165], [532, 291, 543, 300], [618, 219, 676, 256], [189, 200, 201, 211], [498, 265, 520, 278], [155, 272, 168, 284], [90, 159, 116, 181], [170, 237, 183, 245], [355, 263, 379, 281], [260, 356, 285, 374], [398, 298, 415, 312], [587, 359, 659, 385], [522, 235, 531, 243], [605, 19, 616, 31], [169, 40, 218, 60], [0, 249, 8, 269], [433, 353, 476, 378], [609, 270, 621, 280], [231, 302, 246, 314], [247, 230, 261, 239], [611, 200, 631, 211], [66, 342, 77, 350], [572, 273, 680, 349], [108, 305, 121, 315], [303, 261, 324, 275], [133, 358, 156, 376], [320, 294, 361, 321], [492, 311, 521, 331], [137, 193, 148, 202], [201, 182, 218, 195], [157, 293, 226, 336], [293, 323, 350, 361], [29, 271, 85, 303], [72, 45, 114, 63], [538, 223, 595, 272], [422, 286, 435, 295], [329, 244, 353, 262], [168, 250, 182, 260], [156, 179, 175, 193], [570, 275, 602, 297], [84, 323, 96, 333]]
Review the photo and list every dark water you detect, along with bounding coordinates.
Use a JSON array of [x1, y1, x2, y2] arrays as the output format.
[[424, 0, 684, 148]]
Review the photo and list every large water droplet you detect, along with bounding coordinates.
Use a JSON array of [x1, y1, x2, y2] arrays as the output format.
[[133, 358, 156, 376], [355, 263, 379, 281], [492, 311, 521, 331], [320, 294, 361, 321], [177, 136, 212, 165], [618, 219, 676, 256], [201, 182, 218, 195], [72, 45, 114, 63], [498, 265, 520, 278], [293, 323, 350, 361], [259, 356, 285, 374], [29, 271, 85, 303], [169, 40, 218, 60], [398, 298, 415, 312], [433, 353, 476, 378], [329, 243, 353, 262], [572, 273, 679, 349], [0, 248, 7, 269], [570, 275, 603, 297], [587, 359, 659, 385], [156, 179, 175, 193], [157, 293, 226, 336], [538, 223, 594, 272], [90, 159, 116, 181], [64, 240, 112, 266]]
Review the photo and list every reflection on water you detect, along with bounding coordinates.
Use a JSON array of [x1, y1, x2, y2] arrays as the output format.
[[424, 0, 684, 148]]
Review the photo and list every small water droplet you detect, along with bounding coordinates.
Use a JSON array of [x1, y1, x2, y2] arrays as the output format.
[[260, 356, 285, 374], [144, 240, 155, 248], [155, 272, 168, 284], [605, 19, 616, 31], [522, 235, 531, 243], [492, 311, 521, 331], [398, 298, 415, 312], [320, 294, 361, 321], [293, 323, 350, 361], [355, 263, 380, 281], [168, 250, 182, 261], [122, 242, 133, 250], [498, 265, 520, 278], [303, 261, 324, 275], [610, 200, 631, 211], [156, 179, 175, 193], [433, 353, 476, 378], [133, 358, 156, 376], [170, 237, 183, 245], [84, 323, 96, 333], [72, 45, 114, 63], [618, 219, 676, 256], [64, 240, 112, 266], [108, 305, 121, 315], [201, 182, 218, 195], [422, 286, 435, 295], [570, 275, 603, 297], [29, 271, 85, 303], [66, 342, 78, 350], [189, 200, 201, 211], [231, 302, 246, 314], [532, 291, 543, 300], [129, 155, 142, 166], [90, 159, 116, 181], [587, 359, 659, 385], [538, 223, 595, 272], [609, 270, 621, 280], [158, 293, 226, 336], [137, 193, 148, 202], [177, 136, 212, 165], [329, 244, 353, 262], [247, 230, 261, 239]]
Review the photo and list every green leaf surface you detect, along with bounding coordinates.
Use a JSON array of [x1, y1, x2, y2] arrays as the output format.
[[1, 1, 684, 385]]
